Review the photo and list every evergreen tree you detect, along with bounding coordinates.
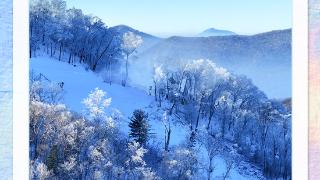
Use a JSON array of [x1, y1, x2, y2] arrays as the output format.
[[46, 145, 58, 174], [128, 109, 150, 145]]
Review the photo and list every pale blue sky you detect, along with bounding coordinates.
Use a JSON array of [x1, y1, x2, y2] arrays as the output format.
[[65, 0, 292, 37]]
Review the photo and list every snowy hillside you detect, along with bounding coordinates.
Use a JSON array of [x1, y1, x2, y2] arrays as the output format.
[[30, 56, 188, 148], [198, 28, 237, 37], [30, 56, 265, 180], [30, 56, 151, 115]]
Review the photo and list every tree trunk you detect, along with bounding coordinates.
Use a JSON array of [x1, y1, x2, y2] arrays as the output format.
[[72, 53, 75, 64], [206, 109, 214, 130], [169, 101, 176, 115], [154, 81, 157, 101], [92, 63, 97, 71], [50, 43, 53, 57], [108, 61, 112, 85], [195, 103, 203, 131], [53, 44, 56, 55], [166, 78, 169, 99], [125, 55, 129, 86], [158, 92, 162, 107], [207, 157, 213, 180], [164, 126, 171, 151], [68, 53, 72, 64], [222, 111, 226, 138], [59, 43, 62, 61]]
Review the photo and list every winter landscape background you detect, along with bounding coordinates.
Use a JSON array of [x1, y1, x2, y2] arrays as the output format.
[[0, 0, 13, 178], [29, 0, 292, 179]]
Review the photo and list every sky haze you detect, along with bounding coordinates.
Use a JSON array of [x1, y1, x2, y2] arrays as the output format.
[[65, 0, 292, 37]]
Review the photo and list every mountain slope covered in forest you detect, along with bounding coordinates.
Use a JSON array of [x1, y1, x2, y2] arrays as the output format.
[[30, 55, 265, 180], [130, 29, 291, 98]]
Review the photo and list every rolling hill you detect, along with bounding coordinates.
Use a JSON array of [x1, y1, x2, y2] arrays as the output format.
[[130, 29, 291, 98], [198, 27, 237, 37], [110, 25, 161, 52]]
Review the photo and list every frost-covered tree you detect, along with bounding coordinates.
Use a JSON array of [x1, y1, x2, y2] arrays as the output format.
[[197, 131, 222, 180], [29, 0, 53, 57], [216, 156, 234, 180], [82, 88, 112, 124], [162, 111, 171, 151], [30, 160, 52, 180], [125, 141, 159, 179], [163, 59, 230, 142], [153, 65, 166, 106], [30, 72, 64, 104], [30, 0, 123, 74], [30, 82, 141, 179], [121, 31, 143, 86], [152, 58, 291, 179], [160, 145, 198, 179]]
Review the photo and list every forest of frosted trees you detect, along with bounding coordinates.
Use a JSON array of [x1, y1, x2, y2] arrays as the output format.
[[29, 0, 292, 179]]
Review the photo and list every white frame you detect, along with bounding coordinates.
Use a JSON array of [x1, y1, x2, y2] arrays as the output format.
[[292, 0, 308, 179], [12, 0, 309, 179], [13, 0, 28, 179]]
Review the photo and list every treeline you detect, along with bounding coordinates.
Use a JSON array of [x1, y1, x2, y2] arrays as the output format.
[[30, 0, 123, 72], [152, 59, 291, 179]]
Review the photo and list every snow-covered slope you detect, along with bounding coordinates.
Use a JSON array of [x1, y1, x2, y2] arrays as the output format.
[[198, 28, 237, 37], [30, 56, 187, 145], [30, 56, 264, 180], [30, 56, 151, 116]]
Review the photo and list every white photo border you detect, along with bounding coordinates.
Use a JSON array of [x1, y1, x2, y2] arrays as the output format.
[[13, 0, 29, 179], [292, 0, 308, 179], [12, 0, 308, 179]]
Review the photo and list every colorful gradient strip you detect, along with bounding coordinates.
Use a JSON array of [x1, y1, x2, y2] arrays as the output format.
[[309, 0, 320, 179], [0, 0, 13, 179]]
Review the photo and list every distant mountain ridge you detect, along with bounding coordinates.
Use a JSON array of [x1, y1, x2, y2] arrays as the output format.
[[131, 29, 292, 98], [110, 25, 161, 52], [110, 25, 159, 39], [109, 24, 291, 98], [139, 29, 291, 66], [198, 27, 237, 37]]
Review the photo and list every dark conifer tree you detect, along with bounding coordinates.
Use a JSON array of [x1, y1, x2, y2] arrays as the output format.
[[128, 109, 150, 146], [46, 145, 58, 173]]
